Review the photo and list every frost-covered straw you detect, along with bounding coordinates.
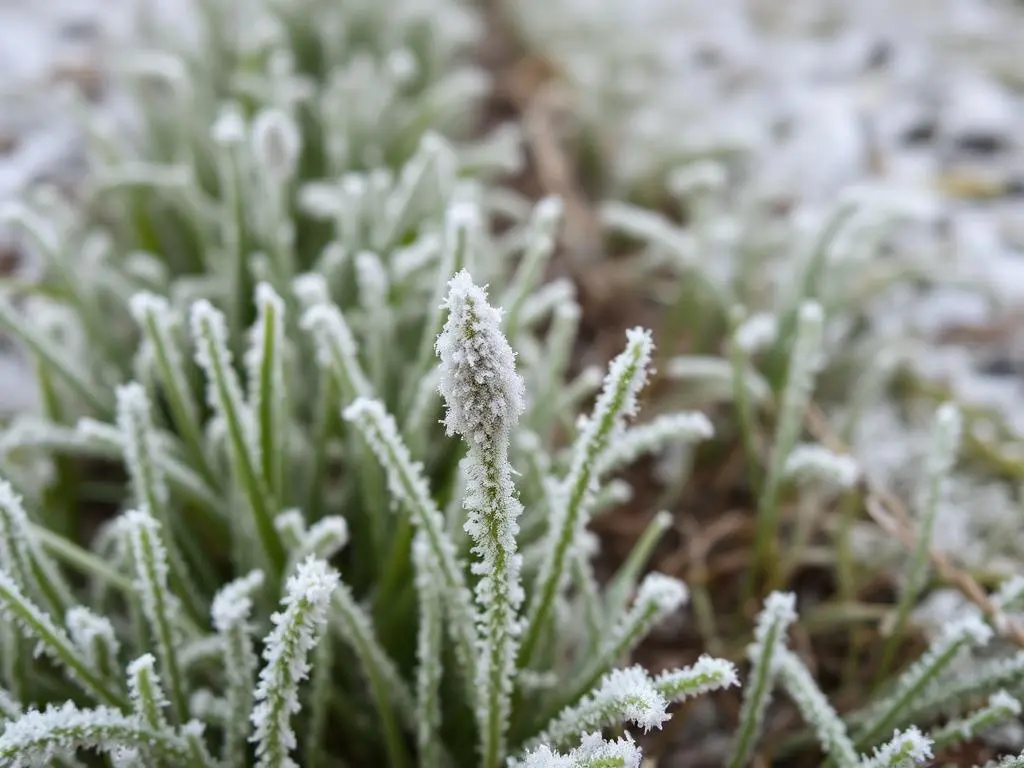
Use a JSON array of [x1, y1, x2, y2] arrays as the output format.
[[127, 653, 169, 730], [0, 568, 123, 707], [66, 607, 120, 688], [857, 727, 933, 768], [251, 557, 338, 768], [403, 201, 480, 426], [300, 301, 373, 401], [413, 535, 445, 768], [556, 573, 688, 717], [116, 382, 206, 618], [0, 701, 210, 766], [651, 655, 739, 704], [521, 328, 653, 669], [928, 690, 1021, 752], [605, 510, 674, 618], [211, 569, 264, 766], [435, 270, 526, 768], [597, 411, 714, 476], [342, 397, 477, 686], [129, 292, 212, 485], [191, 299, 285, 577], [857, 616, 992, 750], [517, 731, 642, 768], [877, 403, 961, 681], [0, 479, 72, 619], [244, 283, 288, 499], [748, 301, 824, 593], [527, 665, 669, 752], [784, 443, 860, 489], [728, 592, 798, 768], [502, 195, 563, 343], [778, 650, 858, 767], [123, 510, 188, 724]]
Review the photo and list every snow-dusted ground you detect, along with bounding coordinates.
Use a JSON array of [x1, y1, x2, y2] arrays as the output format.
[[512, 4, 1024, 413]]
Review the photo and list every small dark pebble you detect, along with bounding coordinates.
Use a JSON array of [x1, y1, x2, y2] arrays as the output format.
[[57, 17, 99, 41], [954, 132, 1009, 155], [901, 121, 936, 145], [0, 244, 21, 277], [979, 357, 1020, 377], [693, 44, 722, 68], [1004, 178, 1024, 197], [771, 116, 793, 142], [865, 39, 893, 70]]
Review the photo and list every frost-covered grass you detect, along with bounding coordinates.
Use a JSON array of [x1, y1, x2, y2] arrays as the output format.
[[0, 0, 1023, 766]]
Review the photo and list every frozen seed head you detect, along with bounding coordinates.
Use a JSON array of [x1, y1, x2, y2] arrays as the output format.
[[534, 195, 564, 227], [761, 592, 798, 627], [602, 328, 654, 424], [734, 312, 778, 354], [947, 615, 993, 648], [928, 403, 962, 478], [66, 607, 119, 666], [274, 510, 307, 550], [297, 183, 342, 218], [653, 655, 740, 702], [435, 270, 525, 448], [596, 666, 669, 733], [123, 509, 168, 585], [446, 199, 481, 232], [386, 48, 418, 84], [254, 281, 285, 316], [799, 300, 823, 323], [864, 726, 933, 768], [126, 653, 167, 705], [750, 591, 798, 666], [279, 555, 337, 620], [251, 109, 301, 179], [990, 690, 1022, 716], [636, 572, 689, 616], [189, 300, 230, 361], [127, 291, 170, 325], [784, 444, 860, 488], [519, 732, 642, 768], [668, 160, 727, 196], [292, 272, 330, 309], [212, 103, 247, 146], [303, 516, 349, 560], [211, 570, 265, 633]]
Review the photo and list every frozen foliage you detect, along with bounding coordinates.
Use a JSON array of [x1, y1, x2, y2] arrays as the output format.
[[436, 270, 526, 767], [250, 557, 338, 768], [0, 76, 736, 761], [515, 731, 642, 768], [0, 0, 1023, 765]]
